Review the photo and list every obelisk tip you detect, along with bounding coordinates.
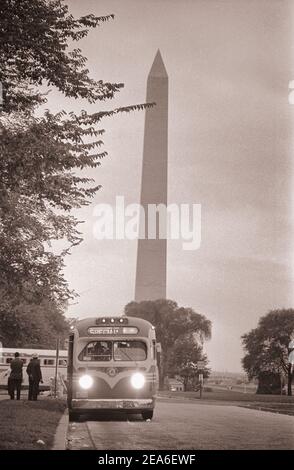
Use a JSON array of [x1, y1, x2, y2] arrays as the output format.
[[148, 50, 168, 78]]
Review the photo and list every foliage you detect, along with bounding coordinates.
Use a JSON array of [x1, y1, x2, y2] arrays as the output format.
[[0, 295, 68, 348], [255, 371, 284, 395], [125, 299, 211, 388], [0, 0, 122, 113], [167, 334, 209, 391], [242, 309, 294, 395], [0, 0, 150, 346]]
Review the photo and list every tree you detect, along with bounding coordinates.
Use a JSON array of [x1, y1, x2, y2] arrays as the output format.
[[0, 0, 122, 113], [0, 295, 69, 348], [167, 334, 209, 391], [125, 299, 211, 389], [0, 0, 151, 346], [242, 309, 294, 395]]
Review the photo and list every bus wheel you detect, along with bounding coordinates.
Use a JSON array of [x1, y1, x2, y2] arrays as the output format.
[[69, 410, 79, 422], [142, 410, 153, 421]]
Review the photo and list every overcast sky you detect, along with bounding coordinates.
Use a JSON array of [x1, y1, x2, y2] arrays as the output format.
[[46, 0, 294, 372]]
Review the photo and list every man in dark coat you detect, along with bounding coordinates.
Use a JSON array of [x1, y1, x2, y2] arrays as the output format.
[[26, 353, 43, 400], [10, 352, 23, 400]]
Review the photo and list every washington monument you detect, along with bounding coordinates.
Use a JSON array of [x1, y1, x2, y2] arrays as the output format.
[[135, 50, 168, 301]]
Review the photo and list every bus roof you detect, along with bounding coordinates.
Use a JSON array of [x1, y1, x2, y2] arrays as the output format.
[[1, 348, 68, 357], [73, 316, 155, 338]]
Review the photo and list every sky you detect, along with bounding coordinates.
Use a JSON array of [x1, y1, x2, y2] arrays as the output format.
[[46, 0, 294, 372]]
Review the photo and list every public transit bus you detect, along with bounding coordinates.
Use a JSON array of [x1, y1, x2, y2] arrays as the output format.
[[0, 348, 68, 390], [67, 316, 159, 421]]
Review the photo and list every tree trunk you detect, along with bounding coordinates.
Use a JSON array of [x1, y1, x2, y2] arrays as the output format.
[[287, 364, 292, 396]]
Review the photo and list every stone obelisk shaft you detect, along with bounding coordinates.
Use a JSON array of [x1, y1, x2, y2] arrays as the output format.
[[135, 51, 168, 301]]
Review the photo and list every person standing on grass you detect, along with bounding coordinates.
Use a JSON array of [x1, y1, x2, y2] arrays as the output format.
[[9, 352, 23, 400], [26, 353, 43, 401]]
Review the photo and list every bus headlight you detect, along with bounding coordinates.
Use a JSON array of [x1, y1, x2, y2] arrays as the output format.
[[131, 372, 145, 389], [79, 375, 93, 390]]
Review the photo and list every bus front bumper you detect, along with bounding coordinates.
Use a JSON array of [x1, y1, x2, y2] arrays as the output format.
[[71, 398, 154, 410]]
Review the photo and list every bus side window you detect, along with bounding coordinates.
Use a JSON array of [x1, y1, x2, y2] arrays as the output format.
[[44, 359, 55, 366]]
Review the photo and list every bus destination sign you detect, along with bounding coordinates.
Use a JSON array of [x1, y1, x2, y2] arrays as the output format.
[[88, 327, 119, 335], [87, 326, 138, 335]]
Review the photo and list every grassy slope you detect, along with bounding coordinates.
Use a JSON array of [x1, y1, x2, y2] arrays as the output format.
[[0, 399, 66, 450], [158, 388, 294, 415], [159, 388, 294, 403]]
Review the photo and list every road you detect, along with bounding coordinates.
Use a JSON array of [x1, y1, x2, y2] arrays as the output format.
[[67, 398, 294, 450]]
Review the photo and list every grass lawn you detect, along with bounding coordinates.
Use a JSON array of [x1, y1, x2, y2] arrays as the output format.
[[0, 398, 66, 450]]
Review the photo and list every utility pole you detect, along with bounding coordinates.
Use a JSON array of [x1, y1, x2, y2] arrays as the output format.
[[54, 337, 60, 398]]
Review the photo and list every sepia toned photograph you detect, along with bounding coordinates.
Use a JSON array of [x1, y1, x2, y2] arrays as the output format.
[[0, 0, 293, 461]]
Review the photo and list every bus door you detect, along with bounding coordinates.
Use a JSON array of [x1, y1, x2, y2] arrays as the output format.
[[67, 334, 74, 406]]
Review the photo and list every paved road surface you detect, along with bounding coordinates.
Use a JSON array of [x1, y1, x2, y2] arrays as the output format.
[[67, 399, 294, 450]]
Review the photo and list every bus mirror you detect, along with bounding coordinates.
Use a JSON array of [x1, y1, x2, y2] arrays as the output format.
[[156, 343, 162, 353]]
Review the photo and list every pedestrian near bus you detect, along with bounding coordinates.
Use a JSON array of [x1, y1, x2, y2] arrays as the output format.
[[27, 353, 43, 400], [9, 352, 23, 400]]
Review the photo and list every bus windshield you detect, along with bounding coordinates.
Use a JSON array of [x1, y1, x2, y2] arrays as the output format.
[[78, 340, 147, 362], [114, 341, 147, 361]]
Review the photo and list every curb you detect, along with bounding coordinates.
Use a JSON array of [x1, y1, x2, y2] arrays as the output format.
[[51, 409, 69, 450], [238, 404, 294, 416]]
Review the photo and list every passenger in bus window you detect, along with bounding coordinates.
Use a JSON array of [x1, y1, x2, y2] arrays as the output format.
[[97, 341, 111, 361], [26, 353, 43, 400], [9, 352, 23, 400]]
